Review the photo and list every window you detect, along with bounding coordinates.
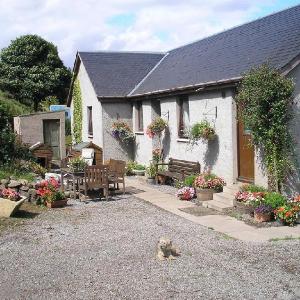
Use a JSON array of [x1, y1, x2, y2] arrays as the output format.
[[178, 95, 189, 138], [87, 106, 93, 136], [136, 102, 143, 131]]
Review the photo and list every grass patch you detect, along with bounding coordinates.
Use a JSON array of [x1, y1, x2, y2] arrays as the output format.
[[0, 167, 36, 182], [269, 236, 300, 242], [0, 202, 46, 235]]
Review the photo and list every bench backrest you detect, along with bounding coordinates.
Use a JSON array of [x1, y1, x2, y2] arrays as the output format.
[[85, 165, 109, 189], [168, 158, 200, 176]]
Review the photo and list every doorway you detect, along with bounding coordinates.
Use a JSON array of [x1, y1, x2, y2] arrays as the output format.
[[43, 119, 60, 159], [237, 120, 254, 182]]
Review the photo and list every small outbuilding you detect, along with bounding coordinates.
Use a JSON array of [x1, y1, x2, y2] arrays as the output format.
[[70, 142, 103, 165], [14, 111, 66, 161]]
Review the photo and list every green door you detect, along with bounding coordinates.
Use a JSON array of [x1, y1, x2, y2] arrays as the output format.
[[43, 120, 60, 159]]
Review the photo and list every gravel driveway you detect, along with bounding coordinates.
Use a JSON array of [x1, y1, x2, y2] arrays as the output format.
[[0, 192, 300, 300]]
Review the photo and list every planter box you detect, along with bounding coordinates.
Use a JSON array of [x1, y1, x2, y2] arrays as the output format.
[[234, 200, 255, 215], [46, 199, 68, 208], [254, 212, 273, 223], [196, 188, 214, 201], [133, 169, 145, 176], [146, 178, 156, 184], [0, 197, 26, 217]]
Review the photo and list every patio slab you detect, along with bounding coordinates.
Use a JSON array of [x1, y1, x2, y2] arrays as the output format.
[[127, 178, 300, 242]]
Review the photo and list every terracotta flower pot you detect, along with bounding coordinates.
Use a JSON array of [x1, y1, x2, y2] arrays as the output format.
[[254, 212, 273, 223], [196, 188, 214, 201], [46, 199, 68, 208]]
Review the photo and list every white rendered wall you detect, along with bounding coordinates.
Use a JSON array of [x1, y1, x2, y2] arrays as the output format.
[[134, 100, 153, 165], [134, 89, 237, 184]]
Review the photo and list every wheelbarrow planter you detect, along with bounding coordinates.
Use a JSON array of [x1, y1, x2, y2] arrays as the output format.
[[0, 197, 26, 217]]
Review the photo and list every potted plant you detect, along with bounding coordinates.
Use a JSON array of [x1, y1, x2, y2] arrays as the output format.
[[189, 120, 216, 143], [146, 117, 168, 138], [0, 188, 26, 217], [146, 163, 157, 184], [176, 186, 195, 201], [132, 164, 146, 176], [254, 204, 274, 222], [69, 157, 88, 173], [194, 172, 226, 202], [152, 148, 162, 163], [274, 204, 299, 226], [111, 120, 135, 143], [234, 191, 265, 214], [36, 178, 68, 208], [290, 195, 300, 224]]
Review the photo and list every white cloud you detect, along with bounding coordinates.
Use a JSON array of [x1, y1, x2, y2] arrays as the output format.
[[0, 0, 279, 67]]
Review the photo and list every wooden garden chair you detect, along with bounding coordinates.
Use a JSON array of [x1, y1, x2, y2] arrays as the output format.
[[108, 159, 126, 194], [84, 165, 109, 200]]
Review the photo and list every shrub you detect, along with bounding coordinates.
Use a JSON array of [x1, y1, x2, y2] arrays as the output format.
[[69, 157, 87, 172], [183, 175, 197, 187], [126, 161, 137, 175], [36, 178, 65, 204], [274, 204, 299, 226], [264, 192, 287, 209], [240, 184, 267, 193], [146, 163, 156, 178]]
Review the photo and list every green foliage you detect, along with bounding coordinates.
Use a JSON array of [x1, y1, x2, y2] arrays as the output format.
[[0, 104, 33, 164], [65, 118, 72, 136], [69, 157, 87, 172], [236, 65, 295, 192], [0, 166, 36, 182], [0, 35, 71, 110], [17, 160, 46, 177], [264, 192, 287, 209], [134, 164, 146, 170], [189, 120, 216, 142], [0, 90, 32, 116], [38, 96, 59, 112], [240, 184, 267, 193], [146, 163, 157, 178], [65, 135, 72, 147], [126, 161, 137, 175], [72, 78, 82, 143], [183, 174, 197, 187]]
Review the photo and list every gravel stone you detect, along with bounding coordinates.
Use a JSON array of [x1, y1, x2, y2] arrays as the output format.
[[8, 180, 21, 188], [0, 194, 300, 299]]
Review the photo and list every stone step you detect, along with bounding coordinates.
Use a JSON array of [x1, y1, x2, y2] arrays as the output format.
[[213, 193, 234, 206], [222, 184, 243, 195], [202, 200, 233, 212]]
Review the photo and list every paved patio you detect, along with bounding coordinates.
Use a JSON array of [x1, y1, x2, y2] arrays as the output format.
[[128, 178, 300, 242], [1, 187, 300, 299]]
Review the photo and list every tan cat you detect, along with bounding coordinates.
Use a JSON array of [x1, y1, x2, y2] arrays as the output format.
[[156, 237, 181, 261]]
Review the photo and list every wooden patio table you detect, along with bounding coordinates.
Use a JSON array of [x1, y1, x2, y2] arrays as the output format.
[[60, 168, 85, 199]]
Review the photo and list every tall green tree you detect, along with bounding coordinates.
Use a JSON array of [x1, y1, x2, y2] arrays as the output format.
[[0, 35, 71, 110]]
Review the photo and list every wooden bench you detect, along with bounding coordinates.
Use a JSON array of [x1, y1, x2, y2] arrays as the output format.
[[155, 158, 200, 184]]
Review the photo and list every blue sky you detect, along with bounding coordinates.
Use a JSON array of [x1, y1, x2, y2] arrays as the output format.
[[0, 0, 299, 67]]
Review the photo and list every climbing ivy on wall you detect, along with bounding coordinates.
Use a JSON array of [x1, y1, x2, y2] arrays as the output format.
[[72, 78, 82, 143], [236, 64, 295, 192]]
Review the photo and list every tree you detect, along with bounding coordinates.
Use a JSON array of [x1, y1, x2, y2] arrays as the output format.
[[236, 64, 295, 192], [0, 35, 71, 110]]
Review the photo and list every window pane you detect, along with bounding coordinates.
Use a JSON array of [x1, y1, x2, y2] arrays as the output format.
[[88, 106, 93, 135]]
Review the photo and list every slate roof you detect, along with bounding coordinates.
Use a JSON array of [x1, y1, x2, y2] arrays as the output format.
[[131, 4, 300, 95], [78, 52, 164, 97]]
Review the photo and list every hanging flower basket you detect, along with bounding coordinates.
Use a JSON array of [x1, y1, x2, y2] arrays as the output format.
[[189, 120, 216, 142], [111, 120, 135, 143], [146, 117, 168, 138]]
